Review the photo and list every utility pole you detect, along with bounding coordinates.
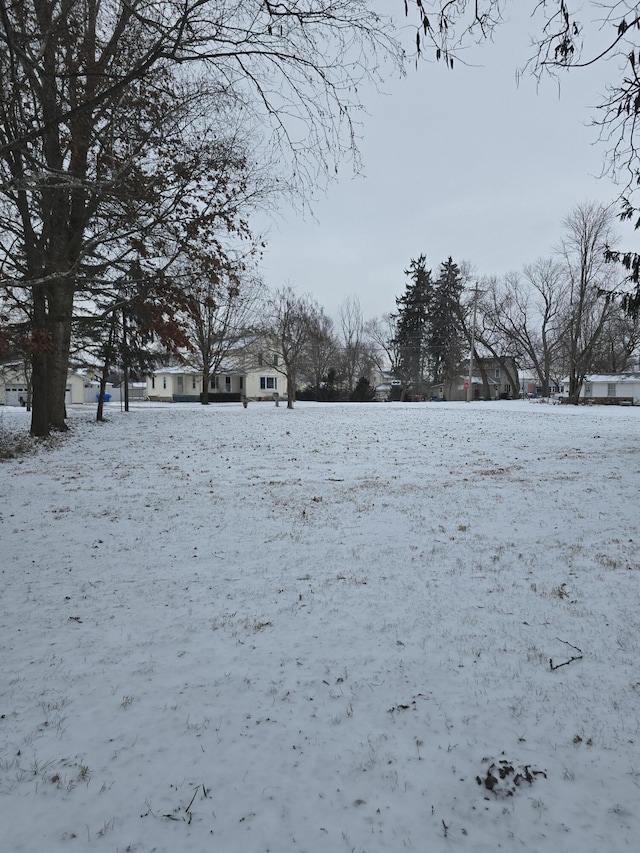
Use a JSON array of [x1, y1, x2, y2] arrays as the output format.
[[467, 282, 479, 403], [122, 306, 130, 413]]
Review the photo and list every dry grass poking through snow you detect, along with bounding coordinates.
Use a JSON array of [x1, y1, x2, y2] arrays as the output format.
[[0, 400, 639, 853]]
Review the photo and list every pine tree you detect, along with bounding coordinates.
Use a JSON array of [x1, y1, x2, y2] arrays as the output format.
[[394, 255, 434, 398], [429, 258, 465, 394]]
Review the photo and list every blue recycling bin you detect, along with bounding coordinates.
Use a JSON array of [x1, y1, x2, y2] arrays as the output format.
[[96, 392, 111, 402]]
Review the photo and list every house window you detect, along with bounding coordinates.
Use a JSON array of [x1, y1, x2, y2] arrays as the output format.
[[584, 382, 592, 397], [211, 376, 219, 390], [495, 368, 500, 379], [607, 383, 616, 397], [273, 353, 279, 367], [162, 377, 166, 389], [225, 376, 231, 392], [239, 377, 244, 390], [192, 378, 196, 390], [260, 376, 277, 390], [152, 376, 155, 389], [177, 376, 184, 393]]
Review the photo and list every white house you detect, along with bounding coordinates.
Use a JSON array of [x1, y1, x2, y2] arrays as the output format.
[[146, 360, 288, 403], [146, 365, 205, 401], [560, 374, 640, 405]]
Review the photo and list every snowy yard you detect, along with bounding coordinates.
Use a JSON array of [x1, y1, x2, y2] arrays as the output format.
[[1, 399, 639, 853]]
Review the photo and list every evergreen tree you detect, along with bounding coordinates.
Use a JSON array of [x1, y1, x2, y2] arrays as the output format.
[[349, 376, 375, 402], [429, 258, 465, 394], [394, 255, 434, 398]]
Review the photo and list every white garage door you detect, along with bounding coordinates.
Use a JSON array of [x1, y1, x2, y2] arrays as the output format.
[[4, 386, 28, 406]]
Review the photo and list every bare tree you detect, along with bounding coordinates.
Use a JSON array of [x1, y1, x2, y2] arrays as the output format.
[[302, 307, 339, 398], [183, 266, 265, 404], [339, 295, 371, 393], [479, 261, 567, 397], [556, 202, 622, 402], [263, 286, 318, 409], [589, 310, 640, 373], [0, 1, 404, 435], [365, 313, 404, 382]]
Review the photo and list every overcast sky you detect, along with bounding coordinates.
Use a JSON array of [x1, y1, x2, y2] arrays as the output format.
[[255, 6, 633, 322]]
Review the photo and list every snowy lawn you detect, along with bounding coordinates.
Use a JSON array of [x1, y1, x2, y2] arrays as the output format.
[[1, 400, 639, 853]]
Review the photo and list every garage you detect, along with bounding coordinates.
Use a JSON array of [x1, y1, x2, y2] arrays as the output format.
[[4, 386, 29, 406]]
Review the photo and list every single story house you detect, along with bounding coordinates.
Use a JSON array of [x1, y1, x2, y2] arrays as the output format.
[[146, 361, 288, 403], [559, 374, 640, 405]]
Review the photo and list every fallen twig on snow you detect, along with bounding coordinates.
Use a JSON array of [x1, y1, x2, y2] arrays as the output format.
[[550, 638, 583, 670], [549, 655, 582, 671]]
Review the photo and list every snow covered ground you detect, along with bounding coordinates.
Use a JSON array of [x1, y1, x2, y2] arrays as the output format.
[[1, 399, 639, 853]]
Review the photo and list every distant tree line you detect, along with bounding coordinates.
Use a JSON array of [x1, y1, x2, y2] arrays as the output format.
[[384, 202, 640, 405]]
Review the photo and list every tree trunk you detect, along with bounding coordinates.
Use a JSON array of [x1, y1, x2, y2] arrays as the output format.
[[30, 352, 49, 436], [123, 361, 129, 412], [501, 360, 519, 399], [46, 282, 75, 430], [97, 372, 108, 422], [201, 367, 210, 404], [287, 369, 295, 408], [97, 314, 118, 422], [568, 372, 582, 405], [30, 286, 50, 437], [475, 350, 490, 400]]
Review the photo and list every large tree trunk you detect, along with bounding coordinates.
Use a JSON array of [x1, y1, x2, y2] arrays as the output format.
[[30, 286, 50, 437], [30, 353, 50, 437], [500, 359, 519, 400], [568, 372, 583, 405], [475, 350, 490, 400], [46, 282, 75, 430]]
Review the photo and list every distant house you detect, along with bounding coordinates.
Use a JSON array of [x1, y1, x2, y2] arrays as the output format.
[[147, 365, 208, 402], [559, 374, 640, 405], [371, 368, 401, 402], [1, 361, 141, 406], [242, 342, 289, 400], [146, 356, 288, 403], [433, 356, 519, 401], [518, 370, 561, 398]]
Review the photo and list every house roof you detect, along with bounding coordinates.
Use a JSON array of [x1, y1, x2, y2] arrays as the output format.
[[151, 365, 201, 376], [559, 373, 640, 384], [151, 362, 247, 377], [585, 374, 640, 383]]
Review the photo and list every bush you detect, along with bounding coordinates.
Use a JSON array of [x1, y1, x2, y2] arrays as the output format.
[[297, 385, 341, 402], [349, 377, 375, 402]]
